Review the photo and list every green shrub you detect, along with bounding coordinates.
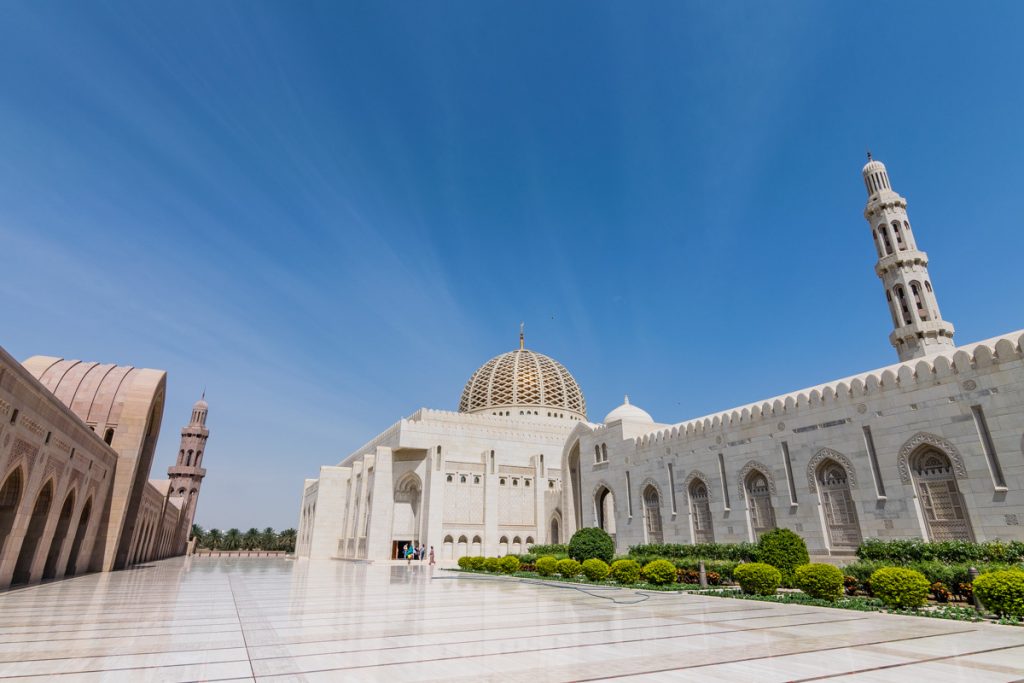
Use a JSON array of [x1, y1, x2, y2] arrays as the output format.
[[516, 553, 537, 565], [610, 559, 642, 584], [556, 558, 582, 578], [642, 559, 677, 586], [869, 567, 930, 609], [499, 555, 521, 574], [795, 563, 844, 601], [535, 556, 558, 577], [582, 558, 610, 581], [457, 556, 472, 569], [528, 543, 569, 556], [629, 542, 758, 562], [568, 528, 615, 564], [734, 562, 782, 595], [973, 569, 1024, 617], [843, 559, 1017, 590], [483, 557, 502, 573], [756, 529, 809, 586], [856, 538, 1024, 564], [467, 556, 486, 570]]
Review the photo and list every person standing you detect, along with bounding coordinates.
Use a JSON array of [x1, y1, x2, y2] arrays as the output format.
[[429, 546, 435, 566], [403, 543, 411, 565], [419, 543, 426, 562]]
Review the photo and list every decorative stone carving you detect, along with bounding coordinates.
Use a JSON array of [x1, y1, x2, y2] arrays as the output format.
[[961, 379, 977, 391], [806, 448, 858, 493], [897, 431, 968, 484], [737, 460, 776, 496], [682, 470, 712, 500], [857, 403, 867, 414]]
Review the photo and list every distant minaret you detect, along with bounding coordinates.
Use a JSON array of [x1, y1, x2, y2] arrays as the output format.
[[862, 154, 955, 361], [168, 393, 209, 552]]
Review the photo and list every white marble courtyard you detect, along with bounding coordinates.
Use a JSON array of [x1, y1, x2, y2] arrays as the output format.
[[0, 558, 1023, 682]]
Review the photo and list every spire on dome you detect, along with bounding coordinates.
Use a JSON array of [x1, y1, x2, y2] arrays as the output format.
[[519, 322, 525, 350], [624, 394, 630, 404]]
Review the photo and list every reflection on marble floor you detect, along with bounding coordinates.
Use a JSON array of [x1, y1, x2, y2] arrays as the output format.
[[0, 557, 1022, 682]]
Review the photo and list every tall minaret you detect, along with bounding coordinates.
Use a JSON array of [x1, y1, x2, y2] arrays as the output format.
[[168, 394, 209, 552], [862, 154, 955, 361]]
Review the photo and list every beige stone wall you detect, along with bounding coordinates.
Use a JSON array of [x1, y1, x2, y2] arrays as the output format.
[[563, 330, 1024, 556]]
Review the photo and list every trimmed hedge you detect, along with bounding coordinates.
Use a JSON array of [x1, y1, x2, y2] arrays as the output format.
[[856, 538, 1024, 564], [467, 556, 486, 570], [483, 557, 502, 573], [610, 559, 642, 585], [582, 558, 610, 581], [795, 563, 844, 601], [457, 556, 472, 569], [973, 569, 1024, 617], [536, 556, 558, 577], [627, 556, 740, 582], [756, 529, 810, 586], [528, 543, 569, 556], [568, 528, 615, 564], [869, 567, 930, 609], [734, 562, 781, 595], [629, 542, 758, 562], [642, 559, 678, 586], [556, 558, 582, 578], [842, 559, 1019, 591], [499, 555, 521, 574]]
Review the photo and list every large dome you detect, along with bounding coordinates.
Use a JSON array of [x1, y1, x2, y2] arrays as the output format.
[[459, 347, 587, 420]]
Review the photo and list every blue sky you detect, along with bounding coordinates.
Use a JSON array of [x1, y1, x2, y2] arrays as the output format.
[[1, 2, 1022, 530]]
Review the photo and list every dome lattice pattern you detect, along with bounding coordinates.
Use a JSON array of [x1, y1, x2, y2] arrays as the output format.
[[459, 349, 586, 419]]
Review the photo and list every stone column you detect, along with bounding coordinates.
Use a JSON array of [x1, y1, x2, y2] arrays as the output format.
[[423, 445, 445, 559], [366, 447, 394, 560], [483, 449, 498, 556]]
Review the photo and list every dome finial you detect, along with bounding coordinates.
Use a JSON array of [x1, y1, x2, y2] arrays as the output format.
[[519, 322, 525, 350], [624, 394, 630, 405], [866, 147, 872, 162]]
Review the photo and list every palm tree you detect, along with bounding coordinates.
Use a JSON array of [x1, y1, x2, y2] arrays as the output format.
[[224, 528, 242, 551], [260, 527, 278, 550], [205, 528, 223, 549], [242, 528, 261, 550], [191, 523, 205, 546], [277, 528, 297, 553]]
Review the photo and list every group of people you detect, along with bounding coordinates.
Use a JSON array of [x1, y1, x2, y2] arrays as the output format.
[[402, 543, 435, 565]]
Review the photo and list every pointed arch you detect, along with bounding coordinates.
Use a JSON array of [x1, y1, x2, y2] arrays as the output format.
[[0, 466, 25, 558], [736, 460, 776, 497], [805, 449, 858, 493], [897, 432, 967, 485], [43, 488, 77, 579]]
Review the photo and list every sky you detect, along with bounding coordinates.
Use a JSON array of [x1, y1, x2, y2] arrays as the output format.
[[1, 2, 1022, 530]]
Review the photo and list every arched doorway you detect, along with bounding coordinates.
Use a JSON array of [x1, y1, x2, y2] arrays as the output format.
[[816, 460, 862, 550], [391, 473, 421, 559], [43, 490, 75, 580], [442, 535, 453, 559], [594, 486, 616, 538], [745, 471, 775, 541], [12, 480, 54, 585], [912, 448, 973, 541], [688, 479, 714, 544], [549, 516, 560, 544], [0, 468, 24, 558], [642, 485, 663, 544], [568, 442, 582, 531]]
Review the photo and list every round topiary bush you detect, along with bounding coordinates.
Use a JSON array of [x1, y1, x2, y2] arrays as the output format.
[[568, 527, 615, 564], [869, 567, 930, 609], [734, 562, 782, 595], [582, 558, 610, 581], [756, 528, 810, 586], [499, 555, 521, 574], [794, 563, 844, 601], [610, 558, 642, 585], [973, 569, 1024, 617], [483, 557, 502, 573], [535, 556, 558, 577], [457, 556, 471, 569], [468, 556, 486, 570], [642, 559, 678, 586], [556, 558, 582, 578]]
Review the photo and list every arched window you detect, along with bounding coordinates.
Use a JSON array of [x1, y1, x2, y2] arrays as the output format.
[[103, 428, 114, 445], [512, 536, 522, 554], [910, 281, 929, 321], [499, 536, 509, 556], [186, 450, 193, 466], [457, 535, 468, 558], [872, 229, 885, 258], [911, 448, 973, 541], [443, 534, 454, 559], [878, 226, 893, 255], [894, 285, 912, 325], [594, 445, 601, 463], [816, 460, 862, 550], [601, 444, 608, 462], [688, 479, 714, 543], [642, 485, 663, 544], [744, 471, 776, 540], [471, 535, 482, 555], [885, 290, 900, 327], [892, 221, 906, 250]]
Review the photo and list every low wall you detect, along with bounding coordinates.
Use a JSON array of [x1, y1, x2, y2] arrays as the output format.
[[191, 550, 290, 558]]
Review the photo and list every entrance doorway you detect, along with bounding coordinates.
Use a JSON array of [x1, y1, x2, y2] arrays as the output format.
[[391, 540, 414, 559]]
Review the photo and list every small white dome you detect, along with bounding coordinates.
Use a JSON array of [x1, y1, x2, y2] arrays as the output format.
[[603, 395, 654, 425]]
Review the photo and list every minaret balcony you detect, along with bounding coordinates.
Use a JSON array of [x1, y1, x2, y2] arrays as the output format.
[[168, 465, 206, 477], [875, 250, 928, 276], [889, 319, 956, 341]]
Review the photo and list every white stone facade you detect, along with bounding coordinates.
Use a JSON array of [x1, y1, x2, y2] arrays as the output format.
[[298, 157, 1024, 561]]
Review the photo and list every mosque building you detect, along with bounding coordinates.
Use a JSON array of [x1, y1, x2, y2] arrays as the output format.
[[297, 156, 1024, 561], [0, 352, 209, 588]]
